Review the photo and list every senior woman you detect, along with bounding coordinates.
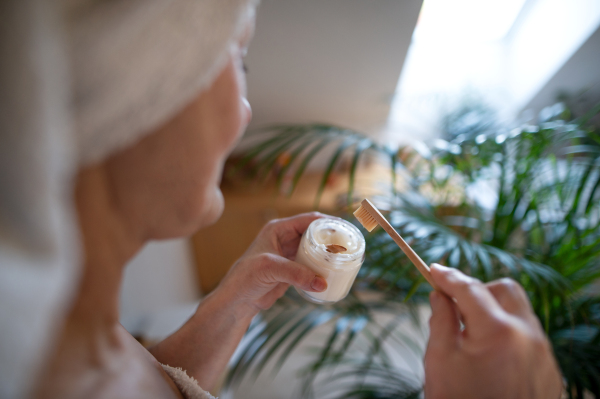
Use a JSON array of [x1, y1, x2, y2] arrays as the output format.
[[1, 0, 562, 398], [32, 0, 329, 397]]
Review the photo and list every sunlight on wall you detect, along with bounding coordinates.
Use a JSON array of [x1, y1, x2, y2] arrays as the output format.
[[384, 0, 600, 148], [414, 0, 526, 43], [384, 0, 526, 147]]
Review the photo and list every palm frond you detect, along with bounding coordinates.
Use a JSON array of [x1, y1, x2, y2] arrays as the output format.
[[231, 124, 381, 207], [227, 103, 600, 398]]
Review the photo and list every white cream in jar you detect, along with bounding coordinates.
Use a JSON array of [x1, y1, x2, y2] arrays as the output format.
[[294, 218, 365, 304]]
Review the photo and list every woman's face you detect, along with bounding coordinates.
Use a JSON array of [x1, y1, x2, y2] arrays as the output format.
[[105, 26, 253, 239]]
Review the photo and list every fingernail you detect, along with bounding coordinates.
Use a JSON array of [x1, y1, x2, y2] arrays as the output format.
[[431, 263, 449, 273], [311, 276, 327, 292]]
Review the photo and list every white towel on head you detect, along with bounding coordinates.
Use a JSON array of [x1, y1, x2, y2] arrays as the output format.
[[65, 0, 258, 166]]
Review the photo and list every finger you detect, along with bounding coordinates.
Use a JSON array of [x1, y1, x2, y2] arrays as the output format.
[[269, 212, 329, 236], [265, 212, 331, 258], [257, 253, 327, 292], [485, 278, 532, 317], [244, 213, 332, 263], [430, 264, 504, 337], [271, 282, 290, 298], [255, 283, 290, 310], [427, 291, 461, 354]]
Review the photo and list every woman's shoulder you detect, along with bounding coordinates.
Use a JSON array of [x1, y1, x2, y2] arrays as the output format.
[[35, 323, 184, 399]]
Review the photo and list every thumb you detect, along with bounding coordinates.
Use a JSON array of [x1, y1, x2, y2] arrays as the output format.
[[427, 291, 460, 354], [258, 253, 328, 292]]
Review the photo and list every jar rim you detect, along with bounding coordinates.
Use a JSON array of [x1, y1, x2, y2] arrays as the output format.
[[304, 217, 366, 265]]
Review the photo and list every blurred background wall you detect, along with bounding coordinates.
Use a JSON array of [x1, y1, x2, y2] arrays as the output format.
[[120, 239, 199, 335]]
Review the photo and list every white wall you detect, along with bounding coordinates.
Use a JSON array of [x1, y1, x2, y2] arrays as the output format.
[[506, 0, 600, 113], [119, 238, 200, 334], [522, 17, 600, 116], [244, 0, 423, 137]]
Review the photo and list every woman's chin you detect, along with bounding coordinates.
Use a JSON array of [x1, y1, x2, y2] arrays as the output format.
[[195, 187, 225, 230], [152, 188, 225, 239]]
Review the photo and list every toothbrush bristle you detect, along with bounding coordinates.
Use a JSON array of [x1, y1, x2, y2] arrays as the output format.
[[353, 205, 378, 232]]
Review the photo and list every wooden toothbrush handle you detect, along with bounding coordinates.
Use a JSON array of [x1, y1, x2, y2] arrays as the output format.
[[362, 200, 438, 290]]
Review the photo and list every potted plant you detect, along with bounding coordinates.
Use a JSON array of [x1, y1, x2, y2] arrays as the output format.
[[225, 102, 600, 398]]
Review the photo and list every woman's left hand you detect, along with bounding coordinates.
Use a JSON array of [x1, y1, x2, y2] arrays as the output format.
[[150, 212, 330, 390], [214, 212, 329, 318]]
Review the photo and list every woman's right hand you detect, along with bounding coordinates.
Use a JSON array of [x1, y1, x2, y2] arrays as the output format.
[[424, 264, 563, 399]]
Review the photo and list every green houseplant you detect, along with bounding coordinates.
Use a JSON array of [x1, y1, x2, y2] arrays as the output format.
[[225, 102, 600, 398]]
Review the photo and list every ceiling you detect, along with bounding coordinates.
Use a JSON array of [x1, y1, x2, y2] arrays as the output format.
[[244, 0, 423, 137]]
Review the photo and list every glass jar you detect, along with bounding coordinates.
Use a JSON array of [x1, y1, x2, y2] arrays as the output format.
[[295, 217, 366, 304]]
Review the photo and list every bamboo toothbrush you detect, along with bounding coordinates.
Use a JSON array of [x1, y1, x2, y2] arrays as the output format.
[[354, 198, 438, 290]]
